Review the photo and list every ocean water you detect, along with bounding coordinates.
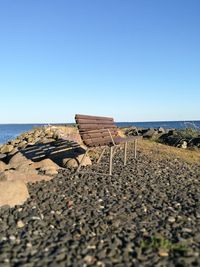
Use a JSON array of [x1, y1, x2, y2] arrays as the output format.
[[0, 121, 199, 145]]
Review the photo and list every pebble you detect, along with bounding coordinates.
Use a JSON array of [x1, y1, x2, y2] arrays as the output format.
[[168, 217, 176, 223], [158, 249, 169, 257], [0, 148, 199, 266], [17, 220, 25, 228]]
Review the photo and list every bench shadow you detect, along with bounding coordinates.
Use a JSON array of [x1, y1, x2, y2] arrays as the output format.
[[20, 138, 86, 166]]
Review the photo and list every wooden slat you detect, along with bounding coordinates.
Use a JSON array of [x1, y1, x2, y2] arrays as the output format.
[[78, 124, 116, 130], [76, 118, 114, 124], [79, 128, 117, 134], [75, 114, 113, 121], [81, 131, 117, 140]]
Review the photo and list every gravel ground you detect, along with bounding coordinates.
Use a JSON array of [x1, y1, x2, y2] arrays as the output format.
[[0, 146, 200, 267]]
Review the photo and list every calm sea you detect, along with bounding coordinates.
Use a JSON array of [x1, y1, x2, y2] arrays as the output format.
[[0, 121, 199, 145]]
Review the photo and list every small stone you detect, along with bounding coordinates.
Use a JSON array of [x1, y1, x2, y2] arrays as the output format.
[[158, 249, 169, 257], [17, 220, 25, 228], [9, 235, 16, 241], [168, 216, 176, 223], [26, 242, 32, 248], [84, 255, 96, 265], [182, 228, 192, 233]]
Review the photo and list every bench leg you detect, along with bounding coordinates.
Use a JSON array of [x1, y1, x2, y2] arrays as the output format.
[[76, 149, 89, 173], [97, 147, 106, 164], [109, 146, 114, 175], [124, 142, 127, 166], [134, 140, 137, 159]]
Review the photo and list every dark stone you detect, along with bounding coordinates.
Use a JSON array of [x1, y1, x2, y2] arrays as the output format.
[[142, 128, 158, 138]]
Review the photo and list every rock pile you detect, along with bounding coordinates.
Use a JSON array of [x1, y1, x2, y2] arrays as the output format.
[[125, 127, 200, 149], [0, 126, 91, 207]]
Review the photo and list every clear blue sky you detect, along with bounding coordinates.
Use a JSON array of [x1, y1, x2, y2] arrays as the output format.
[[0, 0, 199, 123]]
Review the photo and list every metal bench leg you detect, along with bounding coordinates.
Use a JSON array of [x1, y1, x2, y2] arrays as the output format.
[[109, 146, 114, 175], [134, 140, 137, 159], [124, 142, 127, 166], [76, 149, 89, 173], [97, 147, 106, 164]]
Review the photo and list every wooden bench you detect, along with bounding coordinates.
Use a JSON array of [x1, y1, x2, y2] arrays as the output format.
[[75, 114, 142, 175]]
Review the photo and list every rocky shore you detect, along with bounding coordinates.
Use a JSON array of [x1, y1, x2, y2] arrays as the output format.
[[125, 126, 200, 149], [0, 126, 200, 266]]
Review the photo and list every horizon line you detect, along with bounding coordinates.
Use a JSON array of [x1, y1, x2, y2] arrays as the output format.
[[0, 119, 200, 125]]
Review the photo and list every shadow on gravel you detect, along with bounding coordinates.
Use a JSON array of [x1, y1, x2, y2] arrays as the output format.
[[20, 138, 85, 166]]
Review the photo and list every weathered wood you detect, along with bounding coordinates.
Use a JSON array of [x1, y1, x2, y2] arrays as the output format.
[[76, 119, 114, 124], [78, 124, 116, 130], [75, 114, 113, 121], [81, 130, 118, 140]]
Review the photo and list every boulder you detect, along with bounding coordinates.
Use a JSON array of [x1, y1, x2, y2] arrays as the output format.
[[63, 158, 79, 168], [158, 127, 165, 134], [63, 154, 92, 169], [8, 147, 19, 156], [0, 170, 52, 183], [17, 141, 27, 149], [33, 159, 59, 170], [181, 141, 187, 149], [188, 137, 200, 148], [143, 128, 158, 138], [0, 161, 9, 172], [9, 152, 33, 169], [33, 159, 60, 175], [1, 144, 14, 154], [0, 153, 7, 160], [0, 180, 29, 207], [15, 163, 38, 175]]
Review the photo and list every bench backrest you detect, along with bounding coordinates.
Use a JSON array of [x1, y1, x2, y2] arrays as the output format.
[[75, 114, 118, 147]]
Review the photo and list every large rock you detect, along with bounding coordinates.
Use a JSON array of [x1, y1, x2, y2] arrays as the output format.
[[158, 127, 165, 134], [0, 161, 9, 172], [63, 154, 92, 169], [0, 170, 52, 183], [0, 144, 14, 154], [0, 180, 29, 207], [0, 153, 7, 160], [9, 152, 33, 169], [15, 163, 38, 175], [32, 159, 60, 175], [189, 137, 200, 148], [143, 128, 158, 138]]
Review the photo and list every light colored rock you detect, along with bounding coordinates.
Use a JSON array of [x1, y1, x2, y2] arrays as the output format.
[[33, 159, 60, 171], [15, 163, 38, 175], [0, 180, 29, 207], [63, 153, 92, 169], [8, 147, 19, 156], [181, 141, 187, 149], [42, 168, 58, 176], [158, 127, 165, 133], [0, 153, 7, 160], [17, 141, 27, 148], [0, 170, 52, 183], [0, 161, 9, 172], [9, 152, 33, 169], [158, 249, 169, 257], [168, 216, 176, 223], [77, 154, 92, 166], [64, 158, 79, 168], [17, 220, 25, 228], [1, 144, 14, 154]]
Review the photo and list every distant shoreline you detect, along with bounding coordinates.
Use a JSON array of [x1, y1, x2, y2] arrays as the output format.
[[0, 119, 200, 125]]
